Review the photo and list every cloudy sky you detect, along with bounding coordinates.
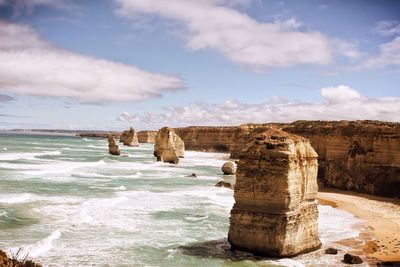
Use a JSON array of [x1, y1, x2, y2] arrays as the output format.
[[0, 0, 399, 130]]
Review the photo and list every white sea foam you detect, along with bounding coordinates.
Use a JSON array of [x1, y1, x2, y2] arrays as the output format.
[[0, 151, 61, 161], [114, 185, 126, 191], [27, 230, 62, 257]]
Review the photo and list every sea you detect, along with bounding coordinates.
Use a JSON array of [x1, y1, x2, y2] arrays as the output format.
[[0, 133, 371, 266]]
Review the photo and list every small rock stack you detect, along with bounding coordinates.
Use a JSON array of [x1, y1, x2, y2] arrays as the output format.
[[228, 128, 321, 257], [154, 127, 185, 164], [123, 127, 139, 147], [107, 133, 120, 156]]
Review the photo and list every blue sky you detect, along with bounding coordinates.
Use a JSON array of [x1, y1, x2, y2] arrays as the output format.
[[0, 0, 399, 130]]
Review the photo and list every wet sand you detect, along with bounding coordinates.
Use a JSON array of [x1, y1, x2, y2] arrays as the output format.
[[317, 189, 400, 263]]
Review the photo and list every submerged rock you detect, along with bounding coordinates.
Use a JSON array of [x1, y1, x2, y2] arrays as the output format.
[[108, 134, 120, 156], [343, 253, 363, 264], [215, 181, 234, 189], [228, 128, 321, 257], [123, 127, 139, 147], [221, 162, 236, 175], [325, 248, 338, 254], [187, 173, 197, 178], [154, 127, 184, 164]]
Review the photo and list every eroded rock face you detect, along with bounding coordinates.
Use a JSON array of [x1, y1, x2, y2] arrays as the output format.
[[222, 162, 236, 175], [123, 127, 139, 147], [119, 130, 128, 143], [108, 134, 120, 156], [228, 128, 321, 257], [137, 131, 157, 143], [154, 127, 184, 164]]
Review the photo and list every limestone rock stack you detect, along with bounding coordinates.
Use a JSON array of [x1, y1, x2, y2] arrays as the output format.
[[154, 127, 185, 164], [119, 130, 128, 143], [107, 134, 120, 156], [137, 131, 158, 143], [123, 127, 139, 147], [228, 128, 321, 257]]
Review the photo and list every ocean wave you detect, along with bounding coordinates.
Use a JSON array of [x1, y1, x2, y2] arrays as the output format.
[[0, 151, 61, 161]]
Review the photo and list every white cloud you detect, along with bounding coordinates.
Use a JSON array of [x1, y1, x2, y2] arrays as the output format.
[[114, 0, 356, 70], [361, 37, 400, 68], [118, 85, 400, 128], [374, 20, 400, 37], [0, 23, 184, 103]]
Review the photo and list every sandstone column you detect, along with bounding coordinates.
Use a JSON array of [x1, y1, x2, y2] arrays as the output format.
[[154, 127, 184, 164], [228, 128, 321, 257], [107, 134, 120, 156], [123, 127, 139, 147]]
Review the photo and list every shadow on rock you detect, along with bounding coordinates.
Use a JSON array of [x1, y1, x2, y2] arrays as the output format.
[[178, 238, 274, 261]]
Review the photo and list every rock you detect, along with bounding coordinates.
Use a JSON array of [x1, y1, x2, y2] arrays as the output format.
[[154, 127, 184, 164], [228, 128, 321, 257], [123, 127, 139, 147], [0, 249, 42, 267], [214, 181, 233, 189], [137, 131, 157, 143], [325, 248, 338, 254], [119, 130, 128, 143], [107, 134, 120, 156], [187, 173, 197, 178], [343, 253, 363, 264], [221, 162, 236, 175]]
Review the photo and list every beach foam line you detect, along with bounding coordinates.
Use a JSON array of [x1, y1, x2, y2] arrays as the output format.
[[28, 230, 62, 257], [0, 151, 61, 161]]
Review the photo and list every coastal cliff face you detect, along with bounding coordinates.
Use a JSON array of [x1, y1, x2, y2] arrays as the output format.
[[174, 126, 238, 152], [137, 131, 157, 143], [282, 121, 400, 198], [174, 121, 400, 198], [154, 127, 185, 164], [228, 128, 321, 257]]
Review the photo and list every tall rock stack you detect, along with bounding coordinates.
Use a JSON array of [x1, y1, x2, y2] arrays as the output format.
[[228, 128, 321, 257], [123, 127, 139, 147], [154, 127, 185, 164], [119, 130, 128, 143], [107, 134, 120, 156]]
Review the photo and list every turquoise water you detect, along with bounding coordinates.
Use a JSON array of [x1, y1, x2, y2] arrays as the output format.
[[0, 133, 368, 266]]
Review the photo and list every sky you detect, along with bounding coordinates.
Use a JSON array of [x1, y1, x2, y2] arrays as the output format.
[[0, 0, 399, 130]]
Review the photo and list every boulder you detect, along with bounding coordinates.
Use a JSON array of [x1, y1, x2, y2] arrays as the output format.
[[228, 128, 321, 257], [221, 162, 236, 175], [325, 248, 338, 254], [154, 127, 184, 164], [215, 180, 234, 189], [107, 134, 120, 156], [343, 253, 363, 264], [123, 127, 139, 147]]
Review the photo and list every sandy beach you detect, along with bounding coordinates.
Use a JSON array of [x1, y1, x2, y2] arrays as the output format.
[[317, 188, 400, 263]]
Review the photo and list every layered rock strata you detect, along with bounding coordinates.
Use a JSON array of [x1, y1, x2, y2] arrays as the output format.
[[154, 127, 185, 164], [282, 121, 400, 198], [137, 131, 157, 143], [123, 127, 139, 147], [107, 134, 120, 156], [173, 121, 400, 198], [228, 128, 321, 257]]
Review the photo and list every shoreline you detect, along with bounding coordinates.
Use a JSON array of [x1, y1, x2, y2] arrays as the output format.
[[317, 188, 400, 263]]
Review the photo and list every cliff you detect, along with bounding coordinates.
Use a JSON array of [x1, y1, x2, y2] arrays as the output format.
[[138, 131, 157, 143], [228, 128, 321, 256], [282, 120, 400, 198], [174, 121, 400, 198]]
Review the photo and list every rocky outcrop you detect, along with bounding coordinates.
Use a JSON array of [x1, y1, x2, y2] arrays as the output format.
[[137, 131, 157, 143], [154, 127, 185, 164], [221, 162, 236, 175], [107, 134, 120, 156], [123, 127, 139, 147], [282, 121, 400, 198], [119, 130, 128, 143], [228, 128, 321, 257], [0, 249, 41, 267], [78, 131, 120, 139], [174, 121, 399, 198]]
